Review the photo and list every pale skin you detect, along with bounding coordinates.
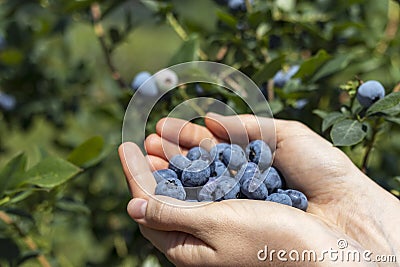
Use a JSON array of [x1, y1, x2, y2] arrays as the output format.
[[119, 113, 400, 266]]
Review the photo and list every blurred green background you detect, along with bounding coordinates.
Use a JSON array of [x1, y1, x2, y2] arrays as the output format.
[[0, 0, 399, 266]]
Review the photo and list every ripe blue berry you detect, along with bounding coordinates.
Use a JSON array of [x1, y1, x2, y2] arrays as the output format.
[[168, 155, 191, 178], [155, 178, 186, 200], [261, 167, 283, 193], [181, 160, 211, 187], [279, 189, 308, 211], [214, 177, 241, 200], [210, 160, 230, 178], [210, 143, 230, 162], [241, 176, 268, 200], [273, 65, 300, 88], [0, 92, 16, 111], [236, 162, 261, 184], [245, 140, 272, 171], [155, 69, 178, 91], [186, 147, 211, 162], [356, 80, 385, 108], [131, 71, 158, 96], [153, 169, 178, 184], [266, 193, 292, 206], [222, 144, 247, 171]]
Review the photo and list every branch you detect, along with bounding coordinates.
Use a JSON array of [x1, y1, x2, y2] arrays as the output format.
[[0, 211, 51, 267], [361, 120, 380, 174], [90, 2, 128, 90]]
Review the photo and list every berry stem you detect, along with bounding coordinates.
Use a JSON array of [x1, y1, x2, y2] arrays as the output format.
[[0, 211, 51, 267], [90, 2, 129, 90], [361, 119, 381, 174]]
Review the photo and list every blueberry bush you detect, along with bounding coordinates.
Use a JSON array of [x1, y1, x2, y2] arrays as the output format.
[[0, 0, 399, 266]]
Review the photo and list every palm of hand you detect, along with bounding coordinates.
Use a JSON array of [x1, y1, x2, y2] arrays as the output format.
[[120, 113, 399, 266]]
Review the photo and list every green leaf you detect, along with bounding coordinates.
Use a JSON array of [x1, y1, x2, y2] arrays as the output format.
[[366, 92, 400, 116], [313, 109, 328, 119], [169, 34, 199, 65], [386, 116, 400, 125], [24, 157, 81, 188], [331, 119, 367, 146], [252, 55, 286, 84], [0, 48, 24, 65], [0, 153, 27, 194], [67, 136, 104, 167], [293, 50, 331, 80], [311, 53, 354, 82], [322, 112, 346, 132], [215, 11, 238, 29]]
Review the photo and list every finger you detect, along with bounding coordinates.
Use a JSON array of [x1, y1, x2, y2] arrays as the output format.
[[156, 117, 218, 150], [145, 133, 187, 160], [205, 113, 360, 197], [118, 142, 157, 198], [139, 225, 216, 266], [204, 113, 276, 148], [146, 155, 168, 171], [127, 197, 217, 241]]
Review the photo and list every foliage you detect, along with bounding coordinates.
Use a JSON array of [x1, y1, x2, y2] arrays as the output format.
[[0, 0, 399, 266]]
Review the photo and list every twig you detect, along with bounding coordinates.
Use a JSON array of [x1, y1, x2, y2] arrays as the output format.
[[166, 13, 208, 60], [178, 86, 206, 116], [361, 120, 380, 174], [90, 2, 128, 89], [0, 210, 51, 267]]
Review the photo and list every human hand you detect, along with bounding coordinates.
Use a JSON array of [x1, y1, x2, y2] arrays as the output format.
[[119, 113, 400, 266]]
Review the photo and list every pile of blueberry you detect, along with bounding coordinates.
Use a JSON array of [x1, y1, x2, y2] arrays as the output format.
[[153, 140, 308, 211]]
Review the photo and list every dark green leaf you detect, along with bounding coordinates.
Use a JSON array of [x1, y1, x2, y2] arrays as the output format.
[[386, 116, 400, 125], [24, 158, 81, 188], [293, 50, 331, 80], [312, 53, 354, 82], [331, 119, 367, 146], [322, 112, 346, 132], [313, 109, 328, 119], [168, 34, 199, 65], [215, 11, 238, 29], [67, 136, 104, 167], [366, 92, 400, 116], [0, 154, 27, 194], [252, 55, 286, 84]]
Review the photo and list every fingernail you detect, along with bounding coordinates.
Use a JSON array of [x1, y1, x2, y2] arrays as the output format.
[[128, 198, 148, 220]]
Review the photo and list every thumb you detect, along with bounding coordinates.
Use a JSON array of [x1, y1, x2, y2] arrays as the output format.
[[127, 197, 218, 241]]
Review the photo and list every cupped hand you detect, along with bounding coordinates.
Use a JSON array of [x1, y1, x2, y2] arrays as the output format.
[[119, 113, 400, 266]]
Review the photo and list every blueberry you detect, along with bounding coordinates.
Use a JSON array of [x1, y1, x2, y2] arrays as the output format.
[[155, 178, 186, 200], [210, 160, 230, 178], [273, 65, 300, 88], [222, 144, 247, 171], [261, 167, 283, 193], [155, 69, 178, 91], [241, 176, 268, 200], [168, 155, 191, 178], [266, 193, 292, 206], [186, 146, 211, 162], [198, 179, 218, 201], [153, 169, 178, 184], [280, 189, 308, 211], [214, 177, 241, 200], [235, 162, 261, 184], [181, 160, 211, 187], [228, 0, 252, 12], [356, 80, 385, 108], [245, 140, 272, 171], [210, 143, 230, 162], [0, 92, 16, 111], [131, 71, 158, 96]]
